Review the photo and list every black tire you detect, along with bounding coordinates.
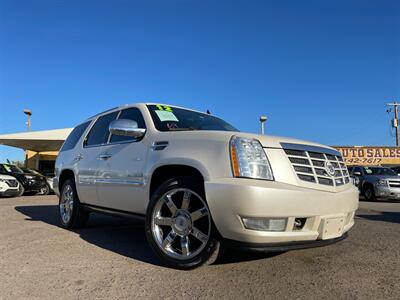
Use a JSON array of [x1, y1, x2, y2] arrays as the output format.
[[364, 185, 376, 201], [17, 183, 25, 197], [145, 176, 221, 270], [59, 178, 90, 229], [37, 183, 50, 196]]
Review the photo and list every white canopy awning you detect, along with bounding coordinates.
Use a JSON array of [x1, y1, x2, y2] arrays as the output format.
[[0, 128, 73, 152]]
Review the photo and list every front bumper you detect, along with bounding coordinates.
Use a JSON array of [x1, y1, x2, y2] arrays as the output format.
[[375, 186, 400, 200], [224, 232, 348, 252], [205, 178, 359, 244], [0, 188, 20, 197]]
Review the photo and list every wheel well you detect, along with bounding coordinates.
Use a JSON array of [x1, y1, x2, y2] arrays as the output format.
[[362, 182, 374, 192], [149, 165, 204, 196], [59, 169, 75, 190]]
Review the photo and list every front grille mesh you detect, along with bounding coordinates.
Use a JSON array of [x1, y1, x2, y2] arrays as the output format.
[[284, 148, 350, 187], [5, 179, 18, 187]]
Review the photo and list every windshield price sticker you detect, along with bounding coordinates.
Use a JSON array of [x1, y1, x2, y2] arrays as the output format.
[[156, 105, 173, 112], [155, 110, 179, 122]]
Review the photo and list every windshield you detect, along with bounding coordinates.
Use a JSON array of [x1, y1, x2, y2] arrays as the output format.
[[3, 164, 24, 174], [147, 105, 238, 132], [363, 167, 397, 176]]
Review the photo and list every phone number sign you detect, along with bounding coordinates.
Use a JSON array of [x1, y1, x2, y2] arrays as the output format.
[[334, 147, 400, 166]]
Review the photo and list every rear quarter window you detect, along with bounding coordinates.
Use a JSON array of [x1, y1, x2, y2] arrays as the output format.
[[60, 121, 91, 152]]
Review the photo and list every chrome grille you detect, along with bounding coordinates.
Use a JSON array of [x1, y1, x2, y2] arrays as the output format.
[[282, 144, 350, 187], [388, 180, 400, 188]]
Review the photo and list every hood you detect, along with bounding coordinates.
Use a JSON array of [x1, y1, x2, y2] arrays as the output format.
[[25, 174, 46, 181], [367, 175, 400, 181], [161, 130, 337, 152], [0, 174, 17, 180], [247, 134, 334, 150]]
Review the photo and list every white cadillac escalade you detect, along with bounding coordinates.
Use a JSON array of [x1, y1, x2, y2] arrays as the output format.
[[54, 103, 359, 269]]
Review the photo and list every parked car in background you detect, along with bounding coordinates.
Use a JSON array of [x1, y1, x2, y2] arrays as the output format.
[[54, 103, 358, 269], [348, 166, 400, 201], [0, 174, 20, 197], [0, 163, 47, 196], [21, 168, 53, 195], [391, 166, 400, 176]]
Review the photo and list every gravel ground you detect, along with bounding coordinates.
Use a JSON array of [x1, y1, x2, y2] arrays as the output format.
[[1, 195, 399, 299]]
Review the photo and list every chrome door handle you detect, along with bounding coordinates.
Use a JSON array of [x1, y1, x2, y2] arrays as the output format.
[[98, 154, 112, 160], [74, 154, 83, 162]]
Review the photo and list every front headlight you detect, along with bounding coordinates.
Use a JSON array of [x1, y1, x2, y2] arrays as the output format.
[[230, 136, 274, 180], [376, 179, 388, 186]]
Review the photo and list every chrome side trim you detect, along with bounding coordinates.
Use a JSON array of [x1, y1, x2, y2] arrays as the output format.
[[280, 142, 341, 156], [94, 178, 145, 186]]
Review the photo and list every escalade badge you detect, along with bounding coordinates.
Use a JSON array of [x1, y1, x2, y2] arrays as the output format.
[[325, 161, 336, 177]]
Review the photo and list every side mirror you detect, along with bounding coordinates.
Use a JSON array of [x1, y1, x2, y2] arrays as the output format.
[[109, 119, 146, 138], [350, 176, 360, 187], [353, 171, 362, 176]]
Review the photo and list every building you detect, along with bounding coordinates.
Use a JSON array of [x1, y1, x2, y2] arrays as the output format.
[[1, 128, 399, 175], [0, 128, 72, 175], [334, 146, 400, 167]]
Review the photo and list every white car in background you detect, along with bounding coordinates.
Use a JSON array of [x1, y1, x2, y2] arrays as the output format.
[[0, 174, 20, 197]]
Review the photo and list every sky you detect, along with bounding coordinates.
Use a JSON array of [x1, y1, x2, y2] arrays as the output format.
[[0, 0, 399, 161]]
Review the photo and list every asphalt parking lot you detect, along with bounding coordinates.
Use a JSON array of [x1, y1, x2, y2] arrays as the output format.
[[1, 195, 399, 299]]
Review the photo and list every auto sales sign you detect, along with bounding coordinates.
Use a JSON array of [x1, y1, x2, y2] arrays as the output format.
[[334, 146, 400, 166]]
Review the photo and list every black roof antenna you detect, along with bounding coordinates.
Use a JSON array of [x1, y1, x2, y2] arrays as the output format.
[[206, 110, 211, 115]]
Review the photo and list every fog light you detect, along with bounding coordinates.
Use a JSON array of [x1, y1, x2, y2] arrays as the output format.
[[242, 218, 287, 232]]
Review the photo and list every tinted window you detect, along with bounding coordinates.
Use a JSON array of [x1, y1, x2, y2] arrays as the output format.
[[110, 108, 146, 143], [60, 121, 91, 152], [363, 167, 397, 176], [147, 105, 238, 132], [85, 111, 119, 146]]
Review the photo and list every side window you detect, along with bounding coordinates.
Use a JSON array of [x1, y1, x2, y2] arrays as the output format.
[[0, 165, 6, 174], [60, 121, 91, 152], [110, 108, 146, 143], [353, 167, 362, 175], [85, 111, 119, 147]]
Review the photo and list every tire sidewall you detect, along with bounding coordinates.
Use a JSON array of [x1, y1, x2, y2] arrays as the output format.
[[59, 179, 81, 228], [364, 186, 375, 201], [145, 176, 219, 269]]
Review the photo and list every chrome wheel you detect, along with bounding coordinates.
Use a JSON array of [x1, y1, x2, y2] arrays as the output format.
[[60, 185, 74, 224], [38, 185, 49, 195], [151, 188, 211, 260]]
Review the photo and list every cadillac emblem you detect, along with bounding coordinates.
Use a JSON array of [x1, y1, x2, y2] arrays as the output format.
[[324, 161, 336, 177]]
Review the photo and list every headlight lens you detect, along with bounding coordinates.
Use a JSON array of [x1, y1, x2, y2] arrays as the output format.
[[377, 179, 388, 186], [230, 136, 274, 180]]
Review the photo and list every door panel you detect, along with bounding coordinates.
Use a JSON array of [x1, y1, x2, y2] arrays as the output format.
[[97, 142, 148, 214], [75, 110, 119, 205], [74, 147, 103, 205]]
